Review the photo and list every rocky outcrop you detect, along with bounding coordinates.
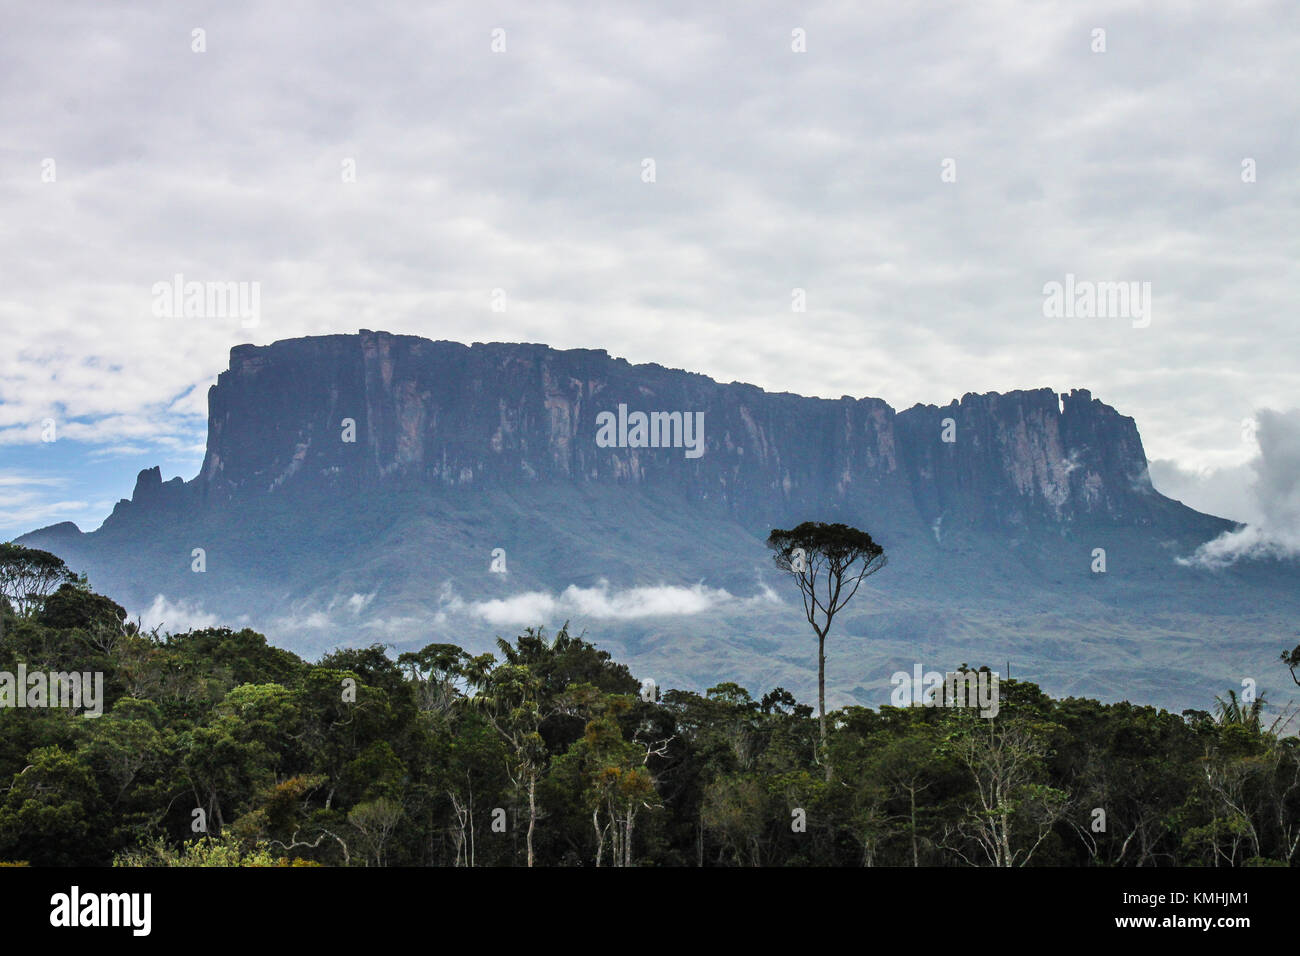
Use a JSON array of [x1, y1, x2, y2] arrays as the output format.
[[893, 388, 1156, 531], [159, 331, 1180, 535]]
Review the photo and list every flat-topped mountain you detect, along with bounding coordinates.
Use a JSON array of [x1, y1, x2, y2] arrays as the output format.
[[19, 331, 1296, 712], [115, 331, 1205, 532]]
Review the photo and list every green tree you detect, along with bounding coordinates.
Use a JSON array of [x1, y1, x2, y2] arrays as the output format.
[[939, 713, 1070, 867], [550, 692, 666, 866], [113, 833, 308, 867], [468, 632, 558, 867], [767, 522, 887, 764], [0, 543, 76, 618], [0, 745, 103, 865]]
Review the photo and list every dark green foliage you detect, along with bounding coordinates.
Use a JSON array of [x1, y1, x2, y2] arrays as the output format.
[[37, 583, 127, 633], [767, 521, 886, 571], [0, 577, 1296, 867], [0, 543, 76, 617]]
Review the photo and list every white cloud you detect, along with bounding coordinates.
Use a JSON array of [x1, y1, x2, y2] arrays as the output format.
[[467, 580, 773, 626], [0, 497, 90, 530], [0, 471, 88, 531], [346, 592, 375, 613], [138, 595, 223, 633], [0, 473, 66, 488], [1178, 409, 1300, 567], [255, 579, 781, 637]]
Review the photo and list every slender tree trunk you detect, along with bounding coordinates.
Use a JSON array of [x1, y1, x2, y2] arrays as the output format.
[[998, 783, 1012, 866], [450, 794, 466, 866], [910, 788, 919, 866], [609, 801, 621, 866], [526, 773, 537, 867], [818, 630, 831, 782], [817, 631, 827, 744], [624, 807, 635, 868]]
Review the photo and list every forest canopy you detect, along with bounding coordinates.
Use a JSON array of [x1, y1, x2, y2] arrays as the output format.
[[0, 564, 1296, 867]]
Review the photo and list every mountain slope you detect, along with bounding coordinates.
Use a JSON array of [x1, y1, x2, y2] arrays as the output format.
[[19, 331, 1297, 712]]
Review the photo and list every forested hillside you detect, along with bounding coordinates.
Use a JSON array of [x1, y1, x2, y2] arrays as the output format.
[[1, 545, 1298, 867]]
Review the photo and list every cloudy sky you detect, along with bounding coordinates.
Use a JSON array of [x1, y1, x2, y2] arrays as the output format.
[[1, 0, 1297, 545]]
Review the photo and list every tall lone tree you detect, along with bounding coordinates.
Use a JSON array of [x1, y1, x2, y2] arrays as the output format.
[[768, 522, 887, 757]]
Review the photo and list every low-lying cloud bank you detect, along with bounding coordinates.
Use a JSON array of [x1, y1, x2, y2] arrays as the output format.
[[1177, 409, 1300, 568], [139, 595, 225, 633], [462, 580, 781, 627], [134, 581, 782, 645]]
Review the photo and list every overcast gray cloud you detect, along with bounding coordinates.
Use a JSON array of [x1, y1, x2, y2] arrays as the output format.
[[1, 0, 1296, 539], [1148, 457, 1256, 523]]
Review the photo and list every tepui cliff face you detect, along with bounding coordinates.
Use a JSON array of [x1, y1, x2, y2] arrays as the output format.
[[112, 330, 1205, 537], [24, 330, 1289, 712]]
